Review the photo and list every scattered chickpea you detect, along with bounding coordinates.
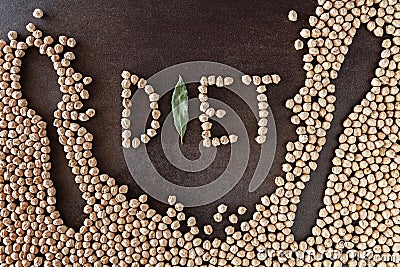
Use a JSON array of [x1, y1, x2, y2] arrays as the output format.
[[67, 38, 76, 48], [213, 213, 223, 223], [294, 39, 304, 50], [217, 204, 228, 214], [228, 214, 238, 224], [238, 206, 247, 215], [215, 109, 226, 119], [223, 76, 234, 86], [168, 195, 177, 205], [288, 10, 297, 22], [204, 225, 213, 235], [216, 76, 224, 87], [33, 8, 44, 19]]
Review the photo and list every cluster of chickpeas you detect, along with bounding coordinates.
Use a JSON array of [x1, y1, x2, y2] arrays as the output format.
[[1, 1, 400, 266]]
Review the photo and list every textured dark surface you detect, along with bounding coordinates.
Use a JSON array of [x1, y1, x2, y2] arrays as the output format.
[[0, 0, 381, 241]]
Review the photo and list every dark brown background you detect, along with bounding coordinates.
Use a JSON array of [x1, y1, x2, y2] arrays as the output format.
[[0, 0, 381, 241]]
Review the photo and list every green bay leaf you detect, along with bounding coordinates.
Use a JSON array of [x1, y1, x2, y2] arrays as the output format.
[[171, 75, 189, 144]]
